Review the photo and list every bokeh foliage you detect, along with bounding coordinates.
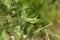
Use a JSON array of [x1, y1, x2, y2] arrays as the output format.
[[0, 0, 60, 40]]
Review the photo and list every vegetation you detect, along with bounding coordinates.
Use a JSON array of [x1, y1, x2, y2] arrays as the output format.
[[0, 0, 60, 40]]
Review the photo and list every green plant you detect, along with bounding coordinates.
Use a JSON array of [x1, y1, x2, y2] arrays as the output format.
[[0, 0, 60, 40]]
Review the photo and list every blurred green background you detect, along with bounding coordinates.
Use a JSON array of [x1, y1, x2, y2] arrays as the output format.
[[0, 0, 60, 40]]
